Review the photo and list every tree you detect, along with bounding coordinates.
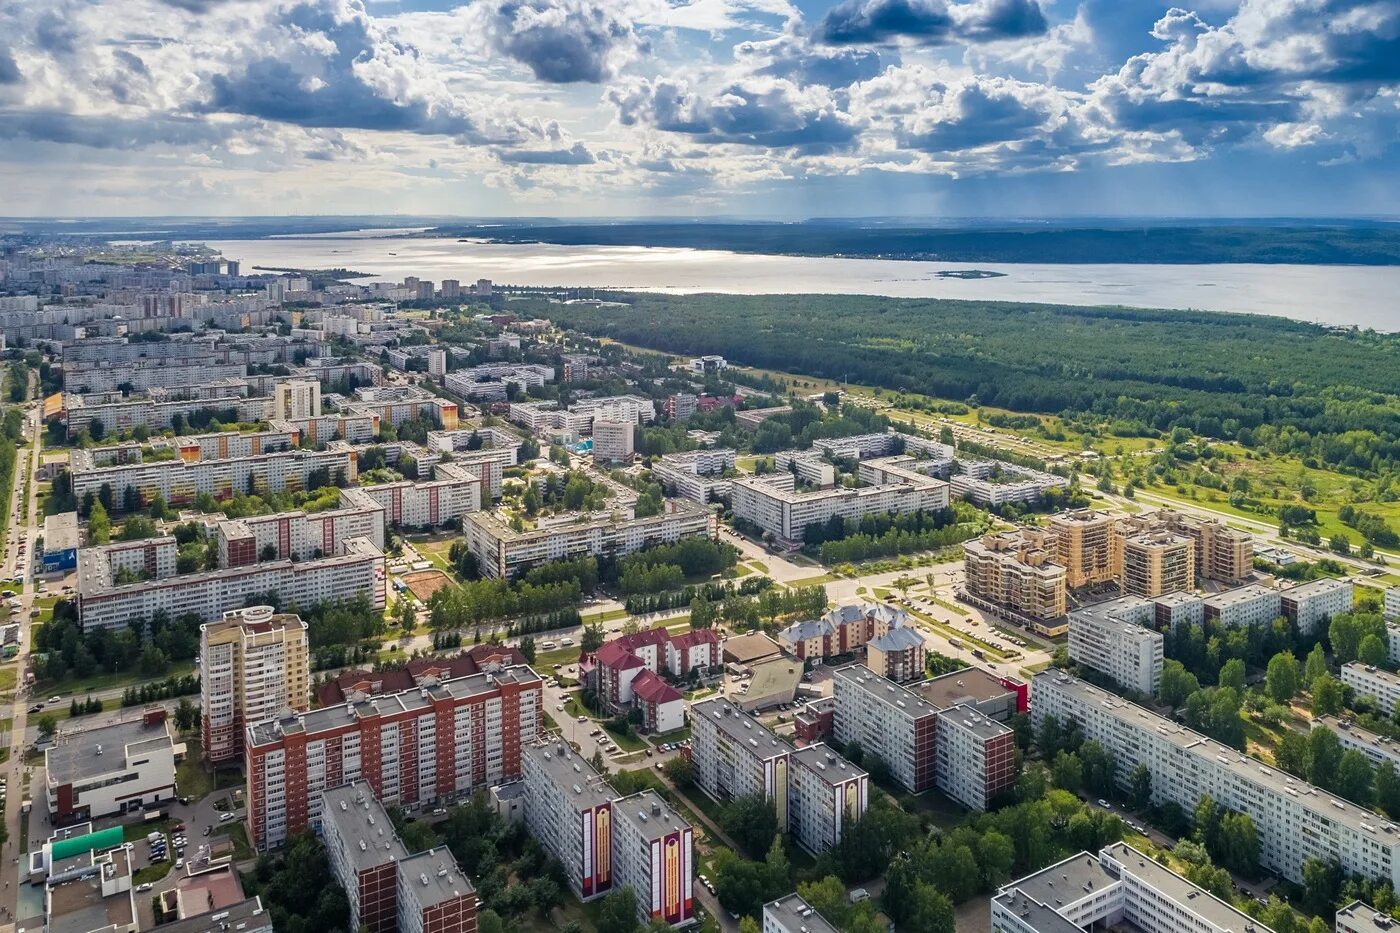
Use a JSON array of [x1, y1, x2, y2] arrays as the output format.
[[1377, 760, 1400, 818], [1360, 633, 1388, 668], [720, 794, 779, 858], [1307, 725, 1343, 789], [596, 887, 640, 933], [1311, 674, 1344, 716], [1129, 762, 1153, 811], [1079, 740, 1116, 797], [581, 622, 605, 653], [1266, 651, 1301, 704], [174, 697, 198, 733], [905, 884, 955, 933], [661, 755, 694, 787], [1216, 811, 1259, 874], [1337, 750, 1375, 805], [1219, 658, 1246, 692], [1158, 660, 1200, 707], [88, 501, 111, 544], [1051, 751, 1083, 793], [1301, 858, 1342, 916], [738, 920, 760, 933], [36, 713, 57, 736], [1304, 643, 1329, 684], [520, 635, 536, 664]]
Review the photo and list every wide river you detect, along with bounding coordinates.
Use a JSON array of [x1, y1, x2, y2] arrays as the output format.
[[206, 235, 1400, 329]]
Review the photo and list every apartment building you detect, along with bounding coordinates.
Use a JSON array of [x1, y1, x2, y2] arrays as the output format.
[[200, 606, 310, 764], [949, 459, 1070, 507], [651, 448, 737, 504], [763, 894, 839, 933], [166, 425, 299, 460], [1387, 588, 1400, 623], [935, 705, 1016, 811], [1342, 662, 1400, 715], [867, 626, 927, 684], [1337, 902, 1394, 933], [1151, 591, 1206, 632], [913, 667, 1026, 723], [70, 445, 356, 512], [463, 498, 716, 579], [1280, 577, 1354, 635], [1067, 598, 1165, 696], [1120, 531, 1194, 598], [1049, 509, 1119, 589], [787, 744, 869, 856], [735, 406, 792, 429], [218, 501, 386, 565], [831, 664, 938, 794], [321, 782, 478, 933], [348, 386, 459, 431], [776, 601, 909, 662], [1314, 716, 1400, 774], [993, 843, 1274, 933], [76, 533, 384, 632], [830, 665, 1015, 808], [610, 791, 695, 927], [65, 359, 248, 394], [962, 530, 1068, 625], [64, 390, 269, 438], [690, 698, 794, 825], [731, 469, 948, 545], [1203, 583, 1282, 628], [274, 412, 381, 444], [522, 738, 616, 902], [45, 710, 177, 825], [1032, 670, 1400, 886], [1118, 509, 1253, 584], [341, 462, 482, 529], [247, 665, 542, 850], [592, 419, 635, 464], [268, 379, 322, 420]]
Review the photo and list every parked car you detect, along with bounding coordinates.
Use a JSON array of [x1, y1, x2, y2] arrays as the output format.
[[219, 812, 236, 822], [137, 883, 153, 892]]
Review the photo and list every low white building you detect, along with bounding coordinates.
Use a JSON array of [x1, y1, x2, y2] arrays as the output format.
[[1342, 662, 1400, 715], [45, 712, 178, 825]]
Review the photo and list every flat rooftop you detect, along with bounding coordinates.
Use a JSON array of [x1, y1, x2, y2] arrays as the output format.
[[524, 739, 614, 812], [47, 717, 173, 785], [1336, 901, 1398, 933], [320, 782, 409, 872], [1151, 591, 1203, 608], [249, 665, 541, 746], [1344, 662, 1400, 687], [1101, 842, 1265, 932], [691, 698, 795, 757], [1283, 577, 1352, 599], [914, 667, 1014, 709], [790, 743, 867, 784], [835, 664, 940, 719], [399, 848, 474, 909], [937, 703, 1013, 741], [722, 632, 783, 664], [44, 511, 79, 551], [153, 897, 272, 933], [764, 894, 839, 933], [47, 849, 136, 933], [612, 790, 692, 843], [1003, 850, 1115, 912], [1204, 583, 1279, 609]]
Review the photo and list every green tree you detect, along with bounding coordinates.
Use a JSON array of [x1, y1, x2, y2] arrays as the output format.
[[1158, 660, 1200, 707], [1219, 658, 1246, 692], [1129, 762, 1153, 811], [1266, 651, 1301, 704], [1360, 633, 1389, 667], [1304, 643, 1329, 684], [906, 883, 955, 933], [1301, 858, 1342, 916], [36, 713, 57, 736], [1307, 725, 1343, 789], [1311, 674, 1344, 716], [89, 501, 111, 544], [1337, 750, 1375, 805], [720, 794, 779, 859], [596, 887, 640, 933], [1051, 751, 1083, 794], [1377, 760, 1400, 818]]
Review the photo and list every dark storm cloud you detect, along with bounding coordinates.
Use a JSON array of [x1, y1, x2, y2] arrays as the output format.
[[815, 0, 1046, 47]]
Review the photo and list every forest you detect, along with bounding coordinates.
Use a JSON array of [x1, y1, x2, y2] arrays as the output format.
[[527, 293, 1400, 478]]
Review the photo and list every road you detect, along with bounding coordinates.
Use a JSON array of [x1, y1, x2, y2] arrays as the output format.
[[1, 395, 46, 921]]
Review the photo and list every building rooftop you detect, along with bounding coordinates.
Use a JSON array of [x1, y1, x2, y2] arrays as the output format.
[[1336, 901, 1398, 933], [46, 716, 174, 786], [1203, 583, 1280, 610], [1002, 850, 1116, 912], [937, 703, 1013, 741], [1150, 590, 1203, 608], [914, 667, 1014, 709], [524, 739, 614, 812], [249, 665, 541, 746], [612, 790, 691, 843], [1283, 577, 1352, 599], [1036, 671, 1400, 841], [1100, 842, 1268, 932], [1344, 662, 1400, 687], [691, 698, 795, 757], [835, 664, 939, 719], [790, 743, 867, 785], [44, 511, 79, 552], [399, 847, 474, 909], [152, 897, 273, 933], [320, 783, 410, 872], [722, 632, 783, 665], [47, 848, 136, 933], [869, 626, 926, 652], [764, 894, 839, 933]]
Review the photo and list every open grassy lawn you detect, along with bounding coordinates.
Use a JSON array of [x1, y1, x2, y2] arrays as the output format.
[[215, 822, 255, 860], [176, 738, 218, 801], [579, 607, 628, 624], [786, 573, 835, 588], [602, 722, 648, 752]]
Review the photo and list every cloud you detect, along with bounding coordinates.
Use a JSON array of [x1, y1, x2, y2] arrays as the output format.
[[0, 109, 233, 149], [735, 35, 887, 87], [0, 48, 20, 85], [496, 141, 596, 164], [609, 76, 862, 153], [815, 0, 1047, 47], [469, 0, 640, 84]]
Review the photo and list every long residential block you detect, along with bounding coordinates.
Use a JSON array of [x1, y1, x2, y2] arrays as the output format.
[[1343, 662, 1400, 716], [246, 665, 542, 850], [1066, 597, 1165, 696], [1032, 670, 1400, 886]]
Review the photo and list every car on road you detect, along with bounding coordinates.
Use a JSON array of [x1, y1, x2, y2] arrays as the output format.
[[1097, 799, 1111, 809], [137, 883, 153, 892], [202, 827, 211, 837], [577, 715, 588, 723], [555, 704, 564, 712], [48, 696, 60, 703], [28, 704, 42, 713], [219, 812, 236, 822]]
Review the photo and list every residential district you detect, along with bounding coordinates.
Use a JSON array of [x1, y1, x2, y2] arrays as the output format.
[[1, 238, 1399, 933]]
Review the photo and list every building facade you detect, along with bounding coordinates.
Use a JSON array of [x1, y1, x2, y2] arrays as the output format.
[[200, 606, 310, 764]]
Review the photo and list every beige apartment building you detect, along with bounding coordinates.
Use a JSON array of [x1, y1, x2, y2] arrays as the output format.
[[1118, 509, 1252, 585], [1048, 509, 1119, 589], [200, 606, 310, 764], [963, 530, 1067, 623], [1120, 531, 1195, 598]]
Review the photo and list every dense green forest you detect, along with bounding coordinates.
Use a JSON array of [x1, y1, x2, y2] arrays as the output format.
[[431, 221, 1400, 265], [526, 293, 1400, 477]]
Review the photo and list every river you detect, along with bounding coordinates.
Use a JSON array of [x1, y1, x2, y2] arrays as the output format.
[[204, 235, 1400, 329]]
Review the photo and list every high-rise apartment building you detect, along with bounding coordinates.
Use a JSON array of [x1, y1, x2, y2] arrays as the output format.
[[200, 606, 310, 764], [1120, 531, 1194, 597], [962, 530, 1068, 625], [246, 666, 541, 850], [1049, 509, 1119, 589]]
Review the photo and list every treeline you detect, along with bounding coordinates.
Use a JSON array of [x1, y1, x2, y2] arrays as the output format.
[[818, 517, 982, 564], [427, 577, 582, 632], [610, 537, 739, 596], [623, 575, 771, 615], [533, 292, 1400, 480], [33, 602, 201, 682], [122, 673, 199, 707], [750, 402, 891, 454]]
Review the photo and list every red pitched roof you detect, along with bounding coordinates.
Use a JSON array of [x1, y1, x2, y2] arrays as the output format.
[[617, 628, 670, 652], [595, 640, 646, 670], [316, 645, 527, 705], [631, 669, 683, 705], [670, 629, 719, 650]]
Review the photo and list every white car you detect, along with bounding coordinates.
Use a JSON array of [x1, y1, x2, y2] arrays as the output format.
[[137, 883, 153, 892], [219, 812, 236, 822]]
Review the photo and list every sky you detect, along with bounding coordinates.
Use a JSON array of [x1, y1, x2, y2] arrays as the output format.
[[0, 0, 1397, 218]]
